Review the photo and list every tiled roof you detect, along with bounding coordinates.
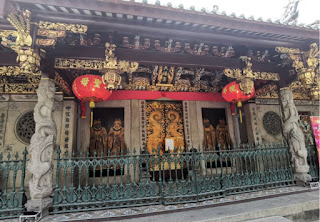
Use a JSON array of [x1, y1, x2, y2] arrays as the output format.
[[122, 0, 319, 30]]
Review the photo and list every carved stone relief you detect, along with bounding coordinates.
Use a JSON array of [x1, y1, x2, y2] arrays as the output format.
[[27, 79, 57, 200], [279, 88, 311, 183], [0, 95, 9, 101], [262, 111, 282, 136], [15, 111, 35, 144]]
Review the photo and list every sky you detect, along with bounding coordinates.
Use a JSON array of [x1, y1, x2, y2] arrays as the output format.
[[130, 0, 320, 25]]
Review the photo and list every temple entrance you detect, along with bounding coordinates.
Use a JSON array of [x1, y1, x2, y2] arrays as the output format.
[[146, 101, 185, 154], [146, 101, 186, 179]]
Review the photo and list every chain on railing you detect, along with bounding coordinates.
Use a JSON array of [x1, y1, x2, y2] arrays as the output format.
[[52, 143, 297, 214], [0, 148, 28, 219]]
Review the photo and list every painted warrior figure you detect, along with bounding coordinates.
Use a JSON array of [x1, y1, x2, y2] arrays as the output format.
[[280, 88, 311, 183], [216, 119, 230, 150], [203, 119, 216, 151], [89, 119, 108, 156], [108, 119, 125, 155]]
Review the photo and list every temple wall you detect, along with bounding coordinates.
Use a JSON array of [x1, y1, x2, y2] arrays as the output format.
[[245, 99, 319, 145], [195, 101, 236, 148], [0, 94, 65, 196]]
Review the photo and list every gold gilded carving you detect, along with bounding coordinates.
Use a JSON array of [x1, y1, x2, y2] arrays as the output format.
[[132, 77, 150, 89], [16, 48, 41, 75], [289, 81, 311, 100], [203, 119, 216, 151], [275, 47, 300, 54], [277, 43, 319, 100], [54, 72, 71, 95], [277, 44, 319, 86], [146, 101, 185, 170], [107, 119, 125, 156], [216, 120, 230, 150], [36, 39, 56, 47], [55, 58, 104, 70], [0, 83, 38, 94], [0, 66, 21, 76], [102, 42, 139, 90], [89, 120, 108, 158], [7, 10, 32, 48], [38, 21, 88, 34], [37, 29, 66, 38], [223, 57, 279, 95], [0, 30, 18, 50], [156, 66, 175, 85], [255, 84, 279, 99]]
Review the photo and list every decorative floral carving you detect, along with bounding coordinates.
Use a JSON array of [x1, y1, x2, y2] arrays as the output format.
[[262, 111, 282, 135], [38, 21, 88, 33]]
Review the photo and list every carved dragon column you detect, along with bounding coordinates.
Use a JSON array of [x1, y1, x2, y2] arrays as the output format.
[[26, 78, 57, 214], [279, 87, 311, 184]]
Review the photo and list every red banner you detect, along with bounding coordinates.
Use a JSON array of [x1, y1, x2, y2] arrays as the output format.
[[310, 116, 320, 167], [107, 90, 225, 102]]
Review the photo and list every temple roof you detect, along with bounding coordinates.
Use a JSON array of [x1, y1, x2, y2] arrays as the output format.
[[0, 0, 318, 49], [121, 0, 319, 30]]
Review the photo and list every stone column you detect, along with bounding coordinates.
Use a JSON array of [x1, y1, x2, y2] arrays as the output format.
[[26, 78, 57, 215], [279, 87, 311, 184]]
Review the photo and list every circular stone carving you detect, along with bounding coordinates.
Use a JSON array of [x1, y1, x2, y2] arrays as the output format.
[[16, 111, 35, 144], [263, 111, 282, 136]]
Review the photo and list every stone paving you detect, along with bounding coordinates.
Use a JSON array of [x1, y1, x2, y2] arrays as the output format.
[[1, 186, 312, 222]]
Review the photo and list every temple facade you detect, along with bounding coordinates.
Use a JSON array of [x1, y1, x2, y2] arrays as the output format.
[[0, 0, 319, 220]]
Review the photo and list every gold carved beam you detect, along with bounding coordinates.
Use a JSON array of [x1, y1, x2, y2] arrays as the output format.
[[0, 83, 38, 94], [276, 43, 319, 100], [54, 72, 71, 95], [54, 58, 104, 70], [223, 57, 279, 95], [37, 29, 66, 38], [38, 21, 88, 34], [224, 69, 280, 81]]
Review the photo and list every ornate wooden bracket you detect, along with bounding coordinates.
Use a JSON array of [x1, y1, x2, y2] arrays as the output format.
[[223, 57, 279, 95]]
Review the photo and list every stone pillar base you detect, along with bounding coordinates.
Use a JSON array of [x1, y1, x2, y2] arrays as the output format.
[[25, 197, 53, 217], [294, 173, 312, 184]]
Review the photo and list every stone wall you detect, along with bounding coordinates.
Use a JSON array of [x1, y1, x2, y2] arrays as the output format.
[[0, 94, 72, 197], [245, 99, 319, 145]]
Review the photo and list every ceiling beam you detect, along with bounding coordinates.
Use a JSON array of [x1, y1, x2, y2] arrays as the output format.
[[53, 46, 279, 72]]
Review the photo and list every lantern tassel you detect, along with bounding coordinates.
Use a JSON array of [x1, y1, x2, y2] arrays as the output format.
[[237, 101, 243, 123], [90, 101, 95, 127], [91, 110, 93, 127], [80, 101, 86, 119]]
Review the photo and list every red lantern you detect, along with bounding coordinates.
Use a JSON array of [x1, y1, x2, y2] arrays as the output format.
[[222, 81, 255, 123], [72, 75, 111, 124]]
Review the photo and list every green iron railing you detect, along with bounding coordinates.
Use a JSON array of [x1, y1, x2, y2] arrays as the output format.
[[0, 148, 27, 219], [53, 143, 295, 214], [306, 145, 319, 181]]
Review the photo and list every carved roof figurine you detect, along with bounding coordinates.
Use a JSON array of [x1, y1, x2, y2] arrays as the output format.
[[281, 0, 300, 25], [7, 10, 32, 49]]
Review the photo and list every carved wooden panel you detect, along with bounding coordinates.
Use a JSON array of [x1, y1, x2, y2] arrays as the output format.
[[146, 101, 185, 155]]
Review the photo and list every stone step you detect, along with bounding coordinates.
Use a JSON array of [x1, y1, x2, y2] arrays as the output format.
[[245, 216, 292, 222]]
